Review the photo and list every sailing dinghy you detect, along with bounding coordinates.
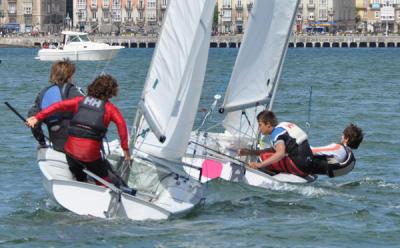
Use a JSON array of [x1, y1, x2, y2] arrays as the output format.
[[183, 0, 317, 186], [37, 0, 216, 221]]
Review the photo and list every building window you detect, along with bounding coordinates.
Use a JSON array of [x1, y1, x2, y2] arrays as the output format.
[[23, 0, 33, 15], [237, 11, 242, 20], [375, 11, 379, 18], [104, 11, 109, 19], [319, 9, 327, 19], [112, 9, 121, 22], [77, 0, 86, 10], [147, 0, 157, 22], [113, 0, 121, 8], [223, 0, 231, 8], [8, 2, 16, 14], [112, 0, 121, 22], [25, 15, 32, 26], [103, 0, 109, 8], [147, 0, 156, 8]]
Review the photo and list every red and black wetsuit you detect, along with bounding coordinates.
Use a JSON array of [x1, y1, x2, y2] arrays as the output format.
[[260, 125, 312, 177], [35, 96, 129, 182]]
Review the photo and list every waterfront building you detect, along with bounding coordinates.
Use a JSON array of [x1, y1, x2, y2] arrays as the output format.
[[8, 0, 400, 36], [0, 0, 67, 34], [362, 0, 400, 34], [296, 0, 356, 33], [356, 0, 368, 32], [216, 0, 253, 35], [72, 0, 169, 34], [217, 0, 356, 35]]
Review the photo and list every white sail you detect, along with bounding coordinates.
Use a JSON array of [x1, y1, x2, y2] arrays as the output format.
[[136, 0, 215, 161], [221, 0, 300, 138]]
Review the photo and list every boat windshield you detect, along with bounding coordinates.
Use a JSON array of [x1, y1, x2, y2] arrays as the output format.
[[79, 35, 91, 42], [67, 35, 81, 43]]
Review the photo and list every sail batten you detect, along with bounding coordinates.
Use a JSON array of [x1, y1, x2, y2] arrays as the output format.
[[221, 97, 270, 114]]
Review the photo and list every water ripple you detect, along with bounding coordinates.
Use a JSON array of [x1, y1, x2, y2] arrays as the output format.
[[1, 48, 400, 247]]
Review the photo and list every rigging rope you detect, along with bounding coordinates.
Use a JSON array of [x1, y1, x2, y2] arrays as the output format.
[[306, 86, 313, 134]]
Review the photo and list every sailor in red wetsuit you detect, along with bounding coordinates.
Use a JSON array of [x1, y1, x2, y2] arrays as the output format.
[[27, 74, 130, 185]]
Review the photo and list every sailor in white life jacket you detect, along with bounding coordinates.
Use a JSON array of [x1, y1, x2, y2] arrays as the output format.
[[310, 124, 364, 178], [238, 110, 313, 177]]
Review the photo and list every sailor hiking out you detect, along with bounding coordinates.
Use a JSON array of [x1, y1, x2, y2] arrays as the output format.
[[238, 110, 313, 177], [310, 123, 364, 178]]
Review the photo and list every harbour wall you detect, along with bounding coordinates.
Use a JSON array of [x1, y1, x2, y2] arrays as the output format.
[[2, 35, 400, 48]]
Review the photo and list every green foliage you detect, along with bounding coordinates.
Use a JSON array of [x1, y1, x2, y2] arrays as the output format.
[[213, 5, 219, 27]]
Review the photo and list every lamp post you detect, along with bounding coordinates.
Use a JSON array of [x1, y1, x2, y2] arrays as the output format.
[[65, 14, 71, 31], [385, 0, 389, 36], [219, 12, 223, 35], [328, 8, 335, 34], [47, 0, 52, 34]]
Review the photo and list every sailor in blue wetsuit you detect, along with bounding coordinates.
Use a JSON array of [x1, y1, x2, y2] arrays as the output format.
[[28, 59, 83, 152]]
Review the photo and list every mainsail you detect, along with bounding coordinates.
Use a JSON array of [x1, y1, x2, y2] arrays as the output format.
[[135, 0, 215, 161], [221, 0, 300, 139]]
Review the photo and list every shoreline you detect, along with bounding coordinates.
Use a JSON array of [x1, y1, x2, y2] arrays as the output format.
[[1, 34, 400, 49]]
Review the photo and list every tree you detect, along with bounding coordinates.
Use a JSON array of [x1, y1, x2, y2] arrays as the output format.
[[212, 5, 219, 34], [355, 15, 361, 24]]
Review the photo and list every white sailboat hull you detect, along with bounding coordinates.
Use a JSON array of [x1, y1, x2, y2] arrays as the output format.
[[38, 147, 203, 220], [182, 156, 317, 187], [36, 46, 123, 61], [184, 131, 316, 185]]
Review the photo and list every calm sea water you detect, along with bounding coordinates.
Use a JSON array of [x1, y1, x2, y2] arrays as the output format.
[[0, 47, 399, 247]]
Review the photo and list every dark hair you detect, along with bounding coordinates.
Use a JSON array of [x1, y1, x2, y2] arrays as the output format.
[[343, 123, 363, 149], [256, 110, 278, 127], [87, 74, 118, 101], [49, 59, 76, 84]]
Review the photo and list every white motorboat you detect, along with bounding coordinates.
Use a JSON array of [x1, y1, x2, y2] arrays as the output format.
[[183, 0, 315, 186], [35, 31, 124, 61]]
